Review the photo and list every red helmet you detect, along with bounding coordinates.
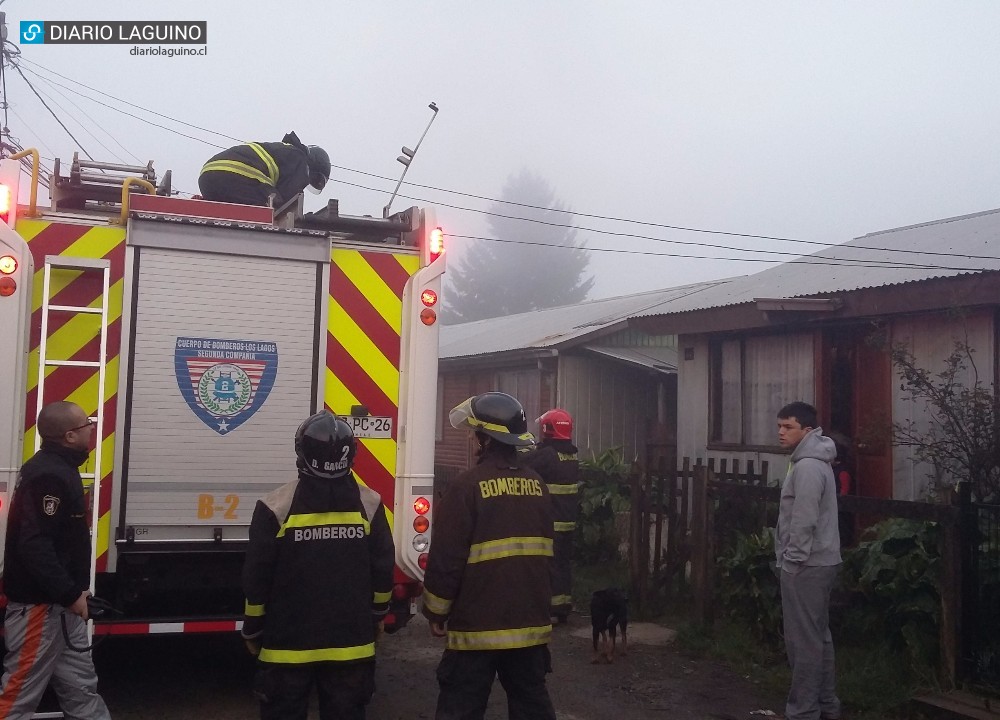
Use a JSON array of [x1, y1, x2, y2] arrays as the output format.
[[537, 408, 573, 440]]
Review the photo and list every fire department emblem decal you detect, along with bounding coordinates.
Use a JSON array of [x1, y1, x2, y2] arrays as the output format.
[[42, 495, 60, 516], [174, 336, 279, 435]]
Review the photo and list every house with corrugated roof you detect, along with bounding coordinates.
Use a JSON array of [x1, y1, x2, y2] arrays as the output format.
[[628, 208, 1000, 500], [435, 280, 728, 474]]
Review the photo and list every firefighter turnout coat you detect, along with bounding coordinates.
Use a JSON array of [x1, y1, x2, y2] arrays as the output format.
[[199, 140, 310, 207], [523, 439, 580, 614], [422, 447, 554, 651], [241, 471, 394, 665]]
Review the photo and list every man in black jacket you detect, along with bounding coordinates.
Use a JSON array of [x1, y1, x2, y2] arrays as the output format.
[[0, 401, 111, 719], [199, 131, 331, 207], [242, 411, 394, 720]]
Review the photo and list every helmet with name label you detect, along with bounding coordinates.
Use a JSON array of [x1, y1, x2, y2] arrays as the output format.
[[294, 410, 356, 479], [537, 408, 573, 440], [449, 392, 534, 447]]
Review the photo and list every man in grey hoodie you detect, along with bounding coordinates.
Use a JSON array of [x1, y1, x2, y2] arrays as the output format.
[[775, 401, 842, 720]]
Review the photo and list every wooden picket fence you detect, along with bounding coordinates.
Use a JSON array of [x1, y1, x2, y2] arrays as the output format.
[[628, 454, 769, 614], [626, 455, 977, 686]]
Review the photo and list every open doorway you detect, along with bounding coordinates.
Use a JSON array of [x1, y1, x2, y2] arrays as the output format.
[[822, 326, 893, 499]]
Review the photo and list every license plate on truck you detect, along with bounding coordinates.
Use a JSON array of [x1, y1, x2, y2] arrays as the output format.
[[340, 415, 393, 438]]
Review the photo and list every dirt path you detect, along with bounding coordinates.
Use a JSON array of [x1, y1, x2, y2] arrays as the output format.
[[96, 613, 782, 719], [373, 614, 781, 720]]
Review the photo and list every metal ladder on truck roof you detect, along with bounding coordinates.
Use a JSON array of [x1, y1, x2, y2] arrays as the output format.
[[32, 255, 110, 720]]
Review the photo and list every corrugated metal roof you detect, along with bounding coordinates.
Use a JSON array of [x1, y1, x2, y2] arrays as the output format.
[[441, 207, 1000, 359], [440, 279, 728, 360], [630, 207, 1000, 319], [582, 344, 678, 373]]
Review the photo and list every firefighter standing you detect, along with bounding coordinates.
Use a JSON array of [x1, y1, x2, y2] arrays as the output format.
[[241, 411, 394, 720], [198, 131, 331, 207], [523, 409, 580, 623], [423, 392, 556, 720], [0, 401, 112, 720]]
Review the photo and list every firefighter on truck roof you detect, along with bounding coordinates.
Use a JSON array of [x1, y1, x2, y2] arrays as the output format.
[[423, 392, 557, 720], [522, 408, 580, 624], [198, 131, 331, 207], [241, 411, 394, 720]]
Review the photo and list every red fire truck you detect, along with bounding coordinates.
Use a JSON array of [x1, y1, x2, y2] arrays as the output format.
[[0, 151, 445, 635]]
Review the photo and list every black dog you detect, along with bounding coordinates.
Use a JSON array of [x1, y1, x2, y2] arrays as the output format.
[[590, 588, 628, 664]]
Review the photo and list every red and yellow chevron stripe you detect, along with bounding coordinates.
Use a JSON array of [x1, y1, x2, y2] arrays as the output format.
[[16, 219, 126, 572], [325, 249, 419, 528]]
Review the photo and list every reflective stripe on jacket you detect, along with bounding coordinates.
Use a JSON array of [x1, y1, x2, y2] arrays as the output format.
[[523, 440, 580, 530], [422, 448, 554, 651], [200, 141, 310, 204], [241, 471, 394, 664]]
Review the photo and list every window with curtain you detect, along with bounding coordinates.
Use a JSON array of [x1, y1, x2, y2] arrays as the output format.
[[710, 333, 814, 446]]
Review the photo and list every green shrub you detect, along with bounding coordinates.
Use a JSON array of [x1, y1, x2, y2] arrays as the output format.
[[576, 447, 631, 564], [839, 518, 941, 680], [716, 528, 782, 641]]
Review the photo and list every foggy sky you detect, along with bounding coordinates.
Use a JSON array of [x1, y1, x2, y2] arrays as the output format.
[[9, 1, 1000, 300]]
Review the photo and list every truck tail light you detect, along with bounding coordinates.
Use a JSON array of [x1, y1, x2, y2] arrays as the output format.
[[0, 254, 16, 297], [0, 185, 11, 226], [428, 227, 444, 262]]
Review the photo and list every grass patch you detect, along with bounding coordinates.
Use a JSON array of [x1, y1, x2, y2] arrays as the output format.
[[673, 616, 931, 719], [834, 641, 926, 720], [674, 617, 788, 698]]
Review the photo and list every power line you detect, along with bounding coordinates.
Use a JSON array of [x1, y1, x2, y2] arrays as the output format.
[[19, 57, 238, 145], [29, 70, 143, 165], [16, 63, 226, 149], [336, 178, 983, 270], [15, 59, 1000, 265], [450, 234, 991, 273], [10, 61, 94, 160], [26, 77, 125, 164], [328, 166, 1000, 263]]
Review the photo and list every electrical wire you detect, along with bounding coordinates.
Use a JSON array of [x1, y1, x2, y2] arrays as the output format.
[[14, 59, 1000, 265], [16, 63, 225, 149], [19, 58, 239, 145], [337, 178, 979, 271], [330, 166, 1000, 262], [26, 78, 126, 165], [450, 234, 991, 273], [10, 62, 94, 160], [7, 105, 56, 159], [29, 70, 143, 164]]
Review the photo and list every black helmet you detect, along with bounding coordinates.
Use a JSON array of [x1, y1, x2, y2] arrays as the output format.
[[449, 392, 534, 447], [306, 145, 331, 192], [294, 410, 356, 479]]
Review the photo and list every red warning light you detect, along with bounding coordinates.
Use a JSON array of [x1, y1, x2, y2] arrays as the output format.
[[413, 516, 429, 533], [428, 227, 444, 261], [413, 496, 430, 515], [420, 308, 436, 326], [0, 276, 15, 297], [0, 255, 16, 274], [418, 553, 429, 570], [420, 289, 438, 307], [0, 185, 10, 225]]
